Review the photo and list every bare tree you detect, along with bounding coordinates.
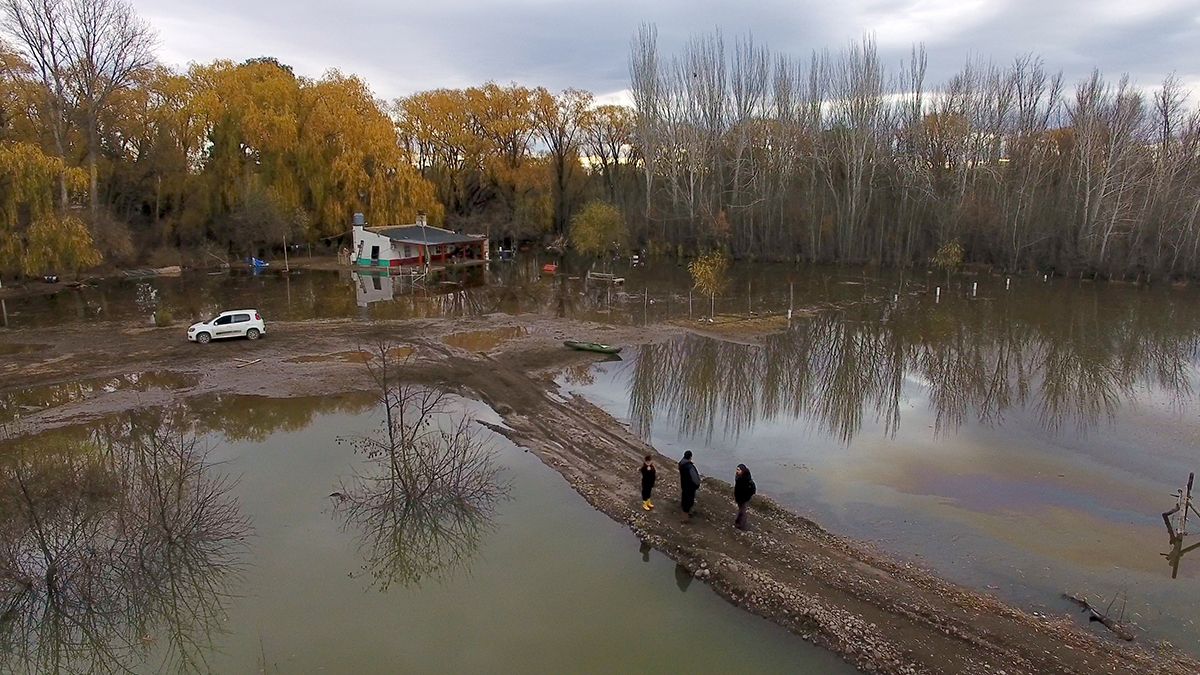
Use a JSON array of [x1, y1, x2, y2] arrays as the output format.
[[532, 87, 592, 234], [2, 0, 71, 206], [60, 0, 155, 218], [333, 343, 509, 591]]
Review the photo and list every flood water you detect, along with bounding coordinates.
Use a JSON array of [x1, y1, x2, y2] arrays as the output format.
[[0, 256, 891, 330], [561, 277, 1200, 653], [4, 258, 1200, 661], [0, 393, 849, 673]]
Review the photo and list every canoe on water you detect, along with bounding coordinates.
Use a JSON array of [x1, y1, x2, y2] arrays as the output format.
[[563, 340, 622, 355]]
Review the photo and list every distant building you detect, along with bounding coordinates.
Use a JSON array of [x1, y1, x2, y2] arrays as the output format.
[[351, 212, 488, 269]]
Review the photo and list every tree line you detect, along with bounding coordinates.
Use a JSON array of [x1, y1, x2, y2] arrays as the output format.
[[628, 25, 1200, 277], [4, 2, 1200, 279], [1, 0, 450, 274], [0, 0, 632, 276]]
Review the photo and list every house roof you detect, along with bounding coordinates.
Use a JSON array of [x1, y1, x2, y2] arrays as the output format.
[[367, 225, 486, 246]]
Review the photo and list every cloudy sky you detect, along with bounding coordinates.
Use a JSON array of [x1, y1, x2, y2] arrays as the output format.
[[134, 0, 1200, 102]]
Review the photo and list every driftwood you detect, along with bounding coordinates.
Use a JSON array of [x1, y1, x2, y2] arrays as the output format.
[[1062, 593, 1136, 641]]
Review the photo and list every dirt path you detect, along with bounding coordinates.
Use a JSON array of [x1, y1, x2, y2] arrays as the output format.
[[2, 317, 1198, 674]]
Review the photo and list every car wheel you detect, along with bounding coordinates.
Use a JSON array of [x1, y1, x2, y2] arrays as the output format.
[[246, 328, 260, 340], [197, 332, 212, 344]]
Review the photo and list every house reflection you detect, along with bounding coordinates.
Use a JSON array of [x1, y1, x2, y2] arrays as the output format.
[[353, 266, 488, 309]]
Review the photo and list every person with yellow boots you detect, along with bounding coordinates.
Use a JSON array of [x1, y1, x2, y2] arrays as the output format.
[[639, 454, 657, 510]]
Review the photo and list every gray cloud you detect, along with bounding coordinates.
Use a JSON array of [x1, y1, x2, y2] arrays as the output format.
[[133, 0, 1200, 99]]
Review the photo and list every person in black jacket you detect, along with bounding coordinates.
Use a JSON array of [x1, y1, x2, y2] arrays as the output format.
[[733, 463, 756, 530], [678, 450, 701, 521], [639, 454, 657, 510]]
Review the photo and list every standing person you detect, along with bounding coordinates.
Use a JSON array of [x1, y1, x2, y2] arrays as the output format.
[[639, 454, 657, 510], [678, 450, 701, 521], [733, 464, 756, 530]]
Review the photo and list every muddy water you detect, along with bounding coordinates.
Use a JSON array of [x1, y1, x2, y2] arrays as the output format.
[[443, 326, 527, 352], [563, 280, 1200, 653], [0, 257, 889, 330], [0, 370, 200, 424], [0, 394, 849, 673]]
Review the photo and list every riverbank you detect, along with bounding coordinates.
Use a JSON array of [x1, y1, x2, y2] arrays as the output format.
[[1, 315, 1197, 674]]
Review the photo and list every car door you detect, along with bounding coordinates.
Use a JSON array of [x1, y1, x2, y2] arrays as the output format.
[[230, 313, 251, 336], [213, 314, 234, 337]]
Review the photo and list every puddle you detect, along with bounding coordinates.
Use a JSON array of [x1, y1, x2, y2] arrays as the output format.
[[286, 347, 414, 365], [442, 326, 526, 352], [0, 370, 200, 423], [0, 342, 47, 356], [287, 350, 373, 364]]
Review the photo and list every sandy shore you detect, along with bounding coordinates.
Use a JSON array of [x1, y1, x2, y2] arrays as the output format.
[[1, 315, 1197, 674]]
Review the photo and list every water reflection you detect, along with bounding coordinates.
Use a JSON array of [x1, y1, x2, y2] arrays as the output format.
[[353, 267, 490, 318], [0, 410, 250, 674], [1164, 537, 1200, 579], [628, 299, 1200, 443], [188, 393, 376, 443], [333, 371, 509, 591], [0, 371, 201, 425], [674, 564, 693, 593], [1162, 474, 1198, 580]]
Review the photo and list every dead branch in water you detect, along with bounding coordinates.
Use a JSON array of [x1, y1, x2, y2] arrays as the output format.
[[1062, 593, 1136, 641]]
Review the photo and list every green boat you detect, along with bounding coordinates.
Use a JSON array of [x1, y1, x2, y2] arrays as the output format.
[[564, 340, 622, 355]]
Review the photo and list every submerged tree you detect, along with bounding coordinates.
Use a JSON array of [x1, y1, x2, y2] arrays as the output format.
[[930, 240, 964, 283], [569, 200, 627, 259], [333, 343, 509, 591], [688, 249, 730, 319]]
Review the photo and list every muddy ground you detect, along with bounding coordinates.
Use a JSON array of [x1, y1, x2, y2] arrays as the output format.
[[1, 314, 1198, 674]]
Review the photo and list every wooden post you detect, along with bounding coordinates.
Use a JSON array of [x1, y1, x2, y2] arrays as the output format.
[[1184, 472, 1195, 536]]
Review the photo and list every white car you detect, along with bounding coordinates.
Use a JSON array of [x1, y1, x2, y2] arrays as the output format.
[[187, 309, 266, 344]]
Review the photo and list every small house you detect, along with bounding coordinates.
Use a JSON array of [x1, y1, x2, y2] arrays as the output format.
[[351, 213, 488, 269]]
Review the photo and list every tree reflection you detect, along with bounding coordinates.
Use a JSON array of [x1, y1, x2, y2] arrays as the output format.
[[0, 413, 250, 674], [627, 295, 1200, 444], [333, 346, 509, 591]]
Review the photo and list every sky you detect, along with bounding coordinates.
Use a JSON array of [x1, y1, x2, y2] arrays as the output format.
[[134, 0, 1200, 103]]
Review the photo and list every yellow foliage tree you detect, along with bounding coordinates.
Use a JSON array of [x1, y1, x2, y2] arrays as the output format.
[[688, 250, 730, 319], [570, 201, 627, 257], [22, 213, 103, 275], [0, 142, 93, 275]]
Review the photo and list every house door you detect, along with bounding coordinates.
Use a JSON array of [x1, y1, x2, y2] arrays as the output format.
[[370, 245, 380, 265]]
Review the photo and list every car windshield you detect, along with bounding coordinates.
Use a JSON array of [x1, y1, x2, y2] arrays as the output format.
[[208, 314, 223, 324]]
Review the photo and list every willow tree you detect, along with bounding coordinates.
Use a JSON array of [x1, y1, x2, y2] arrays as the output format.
[[569, 200, 626, 258], [300, 71, 441, 237], [394, 83, 548, 239], [0, 141, 93, 275], [688, 250, 729, 319], [193, 58, 302, 231]]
